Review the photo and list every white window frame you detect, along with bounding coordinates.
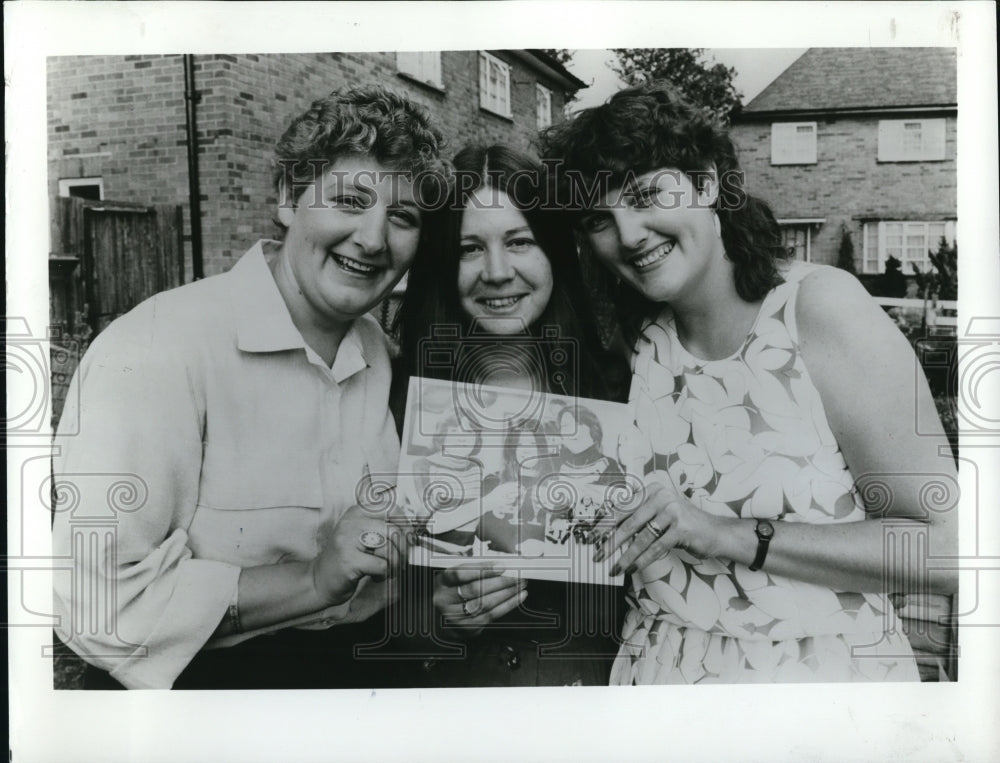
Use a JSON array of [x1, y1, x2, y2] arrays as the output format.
[[396, 52, 443, 89], [536, 83, 553, 129], [861, 220, 956, 274], [877, 118, 946, 162], [58, 177, 104, 200], [479, 51, 512, 119], [777, 219, 825, 262], [779, 224, 812, 262], [771, 122, 817, 165]]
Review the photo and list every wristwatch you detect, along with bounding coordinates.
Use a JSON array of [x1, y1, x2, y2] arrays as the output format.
[[749, 519, 775, 572]]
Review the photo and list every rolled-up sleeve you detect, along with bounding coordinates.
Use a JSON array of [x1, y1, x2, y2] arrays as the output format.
[[52, 299, 240, 689]]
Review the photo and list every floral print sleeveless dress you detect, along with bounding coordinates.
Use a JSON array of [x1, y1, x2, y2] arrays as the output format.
[[611, 262, 919, 684]]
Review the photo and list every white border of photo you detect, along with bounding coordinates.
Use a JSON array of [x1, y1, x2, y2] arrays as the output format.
[[7, 3, 998, 762]]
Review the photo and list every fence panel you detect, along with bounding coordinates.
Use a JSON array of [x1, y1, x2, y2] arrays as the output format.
[[49, 197, 185, 424]]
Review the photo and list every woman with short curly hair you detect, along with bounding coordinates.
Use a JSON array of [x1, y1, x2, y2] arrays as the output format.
[[542, 80, 956, 684], [53, 86, 449, 689]]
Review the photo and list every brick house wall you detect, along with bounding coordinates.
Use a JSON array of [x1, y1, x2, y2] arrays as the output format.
[[730, 114, 957, 269], [48, 52, 575, 279]]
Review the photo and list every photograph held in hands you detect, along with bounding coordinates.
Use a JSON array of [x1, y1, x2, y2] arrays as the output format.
[[397, 376, 647, 585]]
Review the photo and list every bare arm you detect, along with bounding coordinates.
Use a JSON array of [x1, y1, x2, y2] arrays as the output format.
[[606, 267, 958, 594]]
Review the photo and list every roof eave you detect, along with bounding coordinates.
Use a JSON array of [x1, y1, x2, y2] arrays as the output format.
[[733, 103, 957, 123], [508, 49, 587, 92]]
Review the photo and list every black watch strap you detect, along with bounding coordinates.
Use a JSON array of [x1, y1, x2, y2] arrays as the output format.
[[749, 520, 774, 572]]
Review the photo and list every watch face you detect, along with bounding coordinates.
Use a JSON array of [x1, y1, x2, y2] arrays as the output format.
[[757, 521, 774, 539]]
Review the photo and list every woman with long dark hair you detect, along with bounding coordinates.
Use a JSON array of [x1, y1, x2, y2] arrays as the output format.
[[541, 81, 957, 684], [392, 143, 629, 686], [394, 143, 623, 405]]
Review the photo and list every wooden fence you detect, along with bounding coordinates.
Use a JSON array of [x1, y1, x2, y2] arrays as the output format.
[[49, 196, 184, 424]]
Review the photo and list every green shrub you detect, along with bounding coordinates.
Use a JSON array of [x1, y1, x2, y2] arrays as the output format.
[[912, 237, 958, 302]]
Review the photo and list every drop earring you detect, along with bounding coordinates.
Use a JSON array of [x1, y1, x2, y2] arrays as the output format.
[[713, 211, 722, 239]]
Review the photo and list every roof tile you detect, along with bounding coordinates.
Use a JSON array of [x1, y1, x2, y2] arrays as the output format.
[[744, 48, 956, 113]]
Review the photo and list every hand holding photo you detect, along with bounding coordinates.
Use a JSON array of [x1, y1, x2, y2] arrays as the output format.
[[398, 376, 644, 584]]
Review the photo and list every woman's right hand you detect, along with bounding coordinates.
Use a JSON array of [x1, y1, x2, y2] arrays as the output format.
[[309, 505, 409, 608], [433, 565, 527, 636]]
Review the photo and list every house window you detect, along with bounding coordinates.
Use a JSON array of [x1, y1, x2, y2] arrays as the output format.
[[396, 52, 443, 89], [771, 122, 817, 165], [780, 225, 811, 261], [536, 84, 552, 129], [479, 51, 512, 118], [862, 220, 955, 274], [58, 177, 104, 200], [877, 119, 946, 161]]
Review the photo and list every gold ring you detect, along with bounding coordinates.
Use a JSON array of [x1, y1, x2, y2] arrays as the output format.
[[462, 600, 480, 617]]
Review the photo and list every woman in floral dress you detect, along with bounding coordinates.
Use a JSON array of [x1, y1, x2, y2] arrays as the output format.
[[541, 81, 958, 683]]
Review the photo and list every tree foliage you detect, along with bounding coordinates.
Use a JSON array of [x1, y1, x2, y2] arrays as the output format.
[[878, 255, 909, 298], [912, 237, 958, 302], [836, 225, 857, 275], [610, 48, 742, 122], [538, 49, 574, 67]]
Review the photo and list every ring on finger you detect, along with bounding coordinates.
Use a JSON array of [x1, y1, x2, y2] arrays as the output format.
[[359, 530, 388, 553], [456, 584, 470, 602], [644, 519, 665, 538], [462, 599, 481, 617]]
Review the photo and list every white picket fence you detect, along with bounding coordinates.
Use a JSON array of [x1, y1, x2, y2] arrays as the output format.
[[874, 296, 958, 329]]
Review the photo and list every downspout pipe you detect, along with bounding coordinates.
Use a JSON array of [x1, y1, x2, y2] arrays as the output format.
[[183, 54, 204, 280]]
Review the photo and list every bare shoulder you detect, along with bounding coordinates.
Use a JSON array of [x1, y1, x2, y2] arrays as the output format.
[[794, 265, 894, 347]]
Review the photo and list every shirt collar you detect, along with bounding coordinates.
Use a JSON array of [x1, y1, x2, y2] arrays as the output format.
[[230, 240, 370, 382]]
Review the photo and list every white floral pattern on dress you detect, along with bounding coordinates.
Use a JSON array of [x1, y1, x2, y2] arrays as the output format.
[[611, 262, 919, 684]]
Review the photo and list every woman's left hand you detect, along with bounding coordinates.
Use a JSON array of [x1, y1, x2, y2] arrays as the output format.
[[596, 478, 727, 576]]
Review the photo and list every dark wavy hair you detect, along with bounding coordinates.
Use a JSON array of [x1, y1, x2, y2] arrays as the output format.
[[272, 86, 450, 226], [540, 80, 789, 344], [392, 144, 628, 411], [558, 405, 602, 449], [501, 419, 556, 482]]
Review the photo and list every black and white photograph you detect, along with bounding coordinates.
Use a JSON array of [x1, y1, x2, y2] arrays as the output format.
[[398, 376, 634, 583], [6, 2, 999, 761]]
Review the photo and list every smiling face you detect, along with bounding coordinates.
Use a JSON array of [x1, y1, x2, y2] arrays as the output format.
[[275, 154, 422, 329], [558, 410, 594, 455], [442, 426, 478, 458], [514, 432, 548, 467], [580, 168, 725, 306], [457, 187, 554, 335]]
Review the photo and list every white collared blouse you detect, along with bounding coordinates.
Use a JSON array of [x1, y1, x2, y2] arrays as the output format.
[[52, 241, 400, 688]]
